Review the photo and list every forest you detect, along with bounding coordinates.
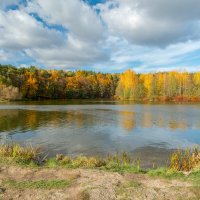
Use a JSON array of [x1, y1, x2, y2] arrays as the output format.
[[0, 64, 200, 102]]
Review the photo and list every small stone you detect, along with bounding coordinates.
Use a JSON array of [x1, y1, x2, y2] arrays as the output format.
[[0, 187, 6, 194]]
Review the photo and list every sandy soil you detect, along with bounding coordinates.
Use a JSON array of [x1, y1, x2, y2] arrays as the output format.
[[0, 166, 199, 200]]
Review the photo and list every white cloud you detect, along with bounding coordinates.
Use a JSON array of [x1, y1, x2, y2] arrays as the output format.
[[0, 0, 109, 68], [24, 0, 109, 67], [92, 37, 200, 72], [25, 34, 109, 68], [98, 0, 200, 46], [0, 0, 200, 71], [27, 0, 104, 43], [0, 9, 64, 49]]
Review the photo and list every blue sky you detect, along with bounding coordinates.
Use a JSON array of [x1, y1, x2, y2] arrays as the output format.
[[0, 0, 200, 72]]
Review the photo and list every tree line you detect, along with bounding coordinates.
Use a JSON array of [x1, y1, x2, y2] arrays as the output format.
[[0, 65, 118, 100], [0, 65, 200, 102], [116, 69, 200, 102]]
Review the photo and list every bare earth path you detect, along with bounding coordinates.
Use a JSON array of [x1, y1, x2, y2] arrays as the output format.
[[0, 166, 199, 200]]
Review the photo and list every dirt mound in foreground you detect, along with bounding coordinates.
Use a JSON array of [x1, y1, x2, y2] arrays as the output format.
[[0, 166, 199, 200]]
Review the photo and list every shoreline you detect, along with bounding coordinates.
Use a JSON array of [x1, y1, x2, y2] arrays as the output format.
[[2, 98, 200, 104], [0, 144, 199, 199]]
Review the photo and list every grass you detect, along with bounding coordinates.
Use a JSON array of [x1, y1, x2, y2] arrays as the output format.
[[43, 152, 142, 173], [2, 179, 72, 190], [0, 143, 199, 182], [0, 143, 41, 166], [187, 169, 200, 187], [0, 143, 142, 173], [147, 167, 185, 179], [147, 167, 200, 189], [116, 180, 142, 199], [170, 147, 200, 171], [122, 180, 142, 188]]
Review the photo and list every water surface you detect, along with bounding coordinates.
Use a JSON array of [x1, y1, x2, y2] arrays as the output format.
[[0, 100, 200, 167]]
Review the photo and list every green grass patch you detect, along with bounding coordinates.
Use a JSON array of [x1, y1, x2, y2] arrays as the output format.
[[148, 167, 184, 179], [122, 180, 142, 188], [2, 179, 72, 190], [148, 167, 200, 189], [188, 169, 200, 187], [45, 158, 59, 168], [102, 164, 142, 173], [45, 152, 142, 172]]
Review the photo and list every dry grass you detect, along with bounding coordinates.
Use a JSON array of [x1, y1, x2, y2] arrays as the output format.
[[0, 143, 199, 175], [170, 147, 200, 172], [53, 151, 141, 172], [0, 143, 41, 164]]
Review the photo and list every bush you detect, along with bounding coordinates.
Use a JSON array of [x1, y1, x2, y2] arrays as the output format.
[[0, 144, 41, 164], [170, 147, 200, 172]]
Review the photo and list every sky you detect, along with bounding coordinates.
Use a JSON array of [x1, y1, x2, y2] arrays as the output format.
[[0, 0, 200, 72]]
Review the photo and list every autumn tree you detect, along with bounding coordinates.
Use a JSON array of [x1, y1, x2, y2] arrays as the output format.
[[116, 69, 139, 99], [1, 65, 200, 102]]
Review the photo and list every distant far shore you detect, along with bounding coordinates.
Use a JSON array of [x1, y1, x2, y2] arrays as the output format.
[[1, 65, 200, 103], [1, 97, 200, 104]]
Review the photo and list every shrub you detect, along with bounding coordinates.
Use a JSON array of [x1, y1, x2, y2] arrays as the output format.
[[170, 147, 200, 172], [73, 156, 105, 168], [56, 154, 72, 165], [0, 144, 41, 164]]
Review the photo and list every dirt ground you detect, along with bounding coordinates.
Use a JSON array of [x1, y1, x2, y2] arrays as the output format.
[[0, 166, 199, 200]]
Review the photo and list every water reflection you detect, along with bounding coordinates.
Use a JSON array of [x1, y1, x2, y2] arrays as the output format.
[[0, 110, 96, 133], [142, 112, 152, 128], [0, 107, 196, 133], [119, 111, 135, 131], [0, 103, 200, 167]]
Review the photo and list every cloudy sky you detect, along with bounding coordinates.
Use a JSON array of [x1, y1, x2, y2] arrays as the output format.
[[0, 0, 200, 72]]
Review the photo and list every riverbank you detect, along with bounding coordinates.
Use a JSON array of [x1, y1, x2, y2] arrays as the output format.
[[0, 145, 200, 199], [0, 164, 200, 200], [2, 97, 200, 104]]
